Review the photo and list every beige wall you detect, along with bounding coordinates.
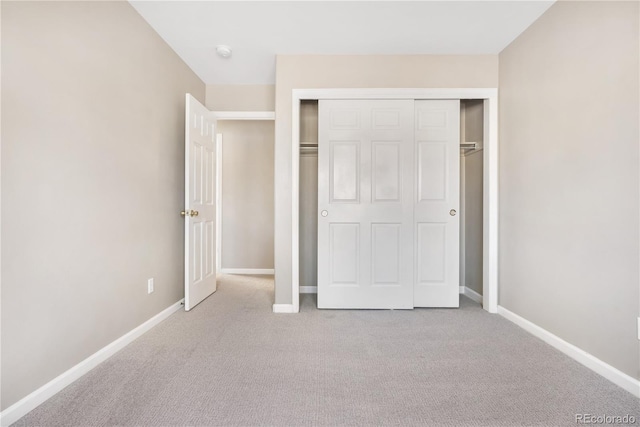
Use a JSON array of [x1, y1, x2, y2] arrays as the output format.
[[218, 121, 275, 270], [299, 153, 318, 288], [463, 151, 483, 295], [299, 100, 318, 144], [462, 100, 484, 149], [206, 85, 275, 111], [274, 55, 499, 304], [499, 1, 639, 379], [1, 1, 205, 409]]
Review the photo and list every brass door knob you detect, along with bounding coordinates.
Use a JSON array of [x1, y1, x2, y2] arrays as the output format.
[[180, 210, 188, 217], [190, 210, 199, 217]]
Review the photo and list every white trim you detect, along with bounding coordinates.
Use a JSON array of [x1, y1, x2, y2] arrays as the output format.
[[291, 88, 499, 313], [292, 99, 301, 313], [212, 111, 275, 121], [215, 112, 275, 274], [215, 133, 222, 273], [460, 154, 466, 291], [220, 268, 274, 275], [300, 286, 317, 294], [483, 97, 498, 313], [463, 286, 483, 304], [293, 88, 496, 100], [272, 304, 295, 313], [498, 306, 640, 398], [0, 299, 184, 427]]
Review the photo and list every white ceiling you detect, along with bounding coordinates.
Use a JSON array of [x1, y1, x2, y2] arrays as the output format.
[[129, 1, 554, 85]]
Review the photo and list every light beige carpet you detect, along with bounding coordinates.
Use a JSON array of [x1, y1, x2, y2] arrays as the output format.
[[12, 274, 640, 426]]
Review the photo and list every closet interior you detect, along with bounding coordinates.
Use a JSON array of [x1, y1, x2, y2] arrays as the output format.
[[459, 100, 484, 300], [299, 100, 319, 292]]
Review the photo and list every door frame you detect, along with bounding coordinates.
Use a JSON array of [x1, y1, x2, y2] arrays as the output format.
[[290, 88, 499, 313], [211, 111, 276, 274]]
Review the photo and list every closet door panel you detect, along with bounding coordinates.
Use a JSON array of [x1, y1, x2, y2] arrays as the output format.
[[372, 142, 401, 202], [416, 222, 446, 282], [417, 142, 447, 202], [318, 99, 414, 309], [414, 100, 460, 307], [329, 223, 360, 285], [330, 143, 360, 203], [371, 223, 401, 285]]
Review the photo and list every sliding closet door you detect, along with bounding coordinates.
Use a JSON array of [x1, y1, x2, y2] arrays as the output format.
[[317, 100, 414, 309], [414, 100, 460, 307]]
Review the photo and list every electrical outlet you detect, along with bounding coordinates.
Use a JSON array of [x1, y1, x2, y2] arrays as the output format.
[[147, 278, 154, 294]]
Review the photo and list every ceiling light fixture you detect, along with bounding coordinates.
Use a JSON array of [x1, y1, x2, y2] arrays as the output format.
[[216, 45, 232, 59]]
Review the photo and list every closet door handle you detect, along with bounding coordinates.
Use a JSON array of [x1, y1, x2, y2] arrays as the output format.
[[450, 209, 457, 216], [321, 210, 328, 217]]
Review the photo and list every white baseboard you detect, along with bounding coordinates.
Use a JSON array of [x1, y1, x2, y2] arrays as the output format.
[[458, 286, 483, 304], [498, 305, 640, 398], [272, 304, 295, 313], [0, 299, 184, 427], [300, 286, 317, 294], [463, 286, 483, 304], [220, 268, 274, 275]]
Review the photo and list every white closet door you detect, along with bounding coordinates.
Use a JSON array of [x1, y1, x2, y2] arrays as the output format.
[[317, 100, 414, 309], [414, 100, 460, 307]]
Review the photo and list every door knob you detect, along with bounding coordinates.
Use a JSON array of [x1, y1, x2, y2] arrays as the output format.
[[450, 209, 457, 216], [190, 210, 199, 217], [180, 210, 188, 217], [321, 210, 328, 217]]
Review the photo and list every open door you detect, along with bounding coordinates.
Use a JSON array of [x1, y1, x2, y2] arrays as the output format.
[[183, 94, 217, 311]]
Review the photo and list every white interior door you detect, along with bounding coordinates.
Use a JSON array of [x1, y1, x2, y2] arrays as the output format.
[[184, 94, 217, 311], [414, 100, 460, 307], [317, 100, 414, 309]]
